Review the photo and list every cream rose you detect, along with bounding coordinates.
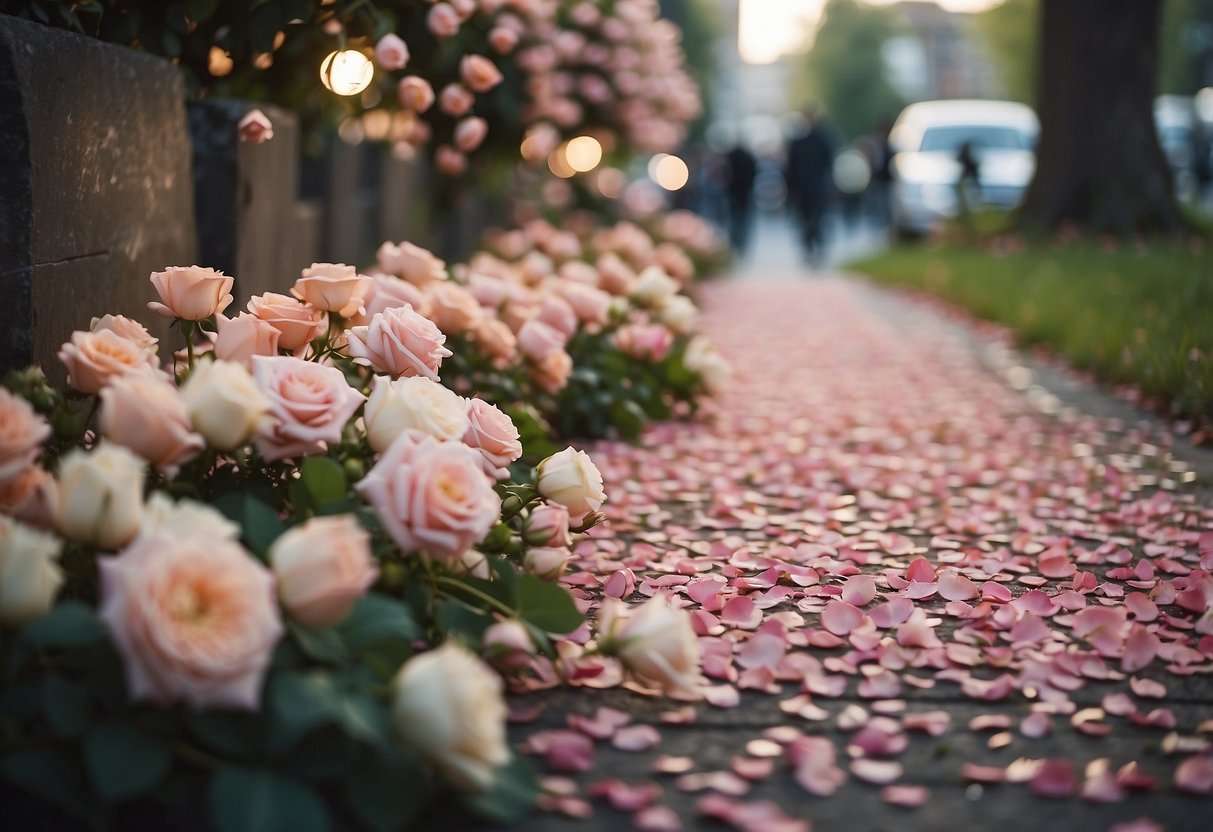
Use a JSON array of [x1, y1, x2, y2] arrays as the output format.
[[57, 329, 161, 395], [524, 546, 570, 580], [598, 595, 701, 698], [269, 515, 377, 629], [462, 399, 523, 479], [252, 356, 366, 462], [355, 432, 499, 561], [99, 375, 204, 476], [181, 359, 272, 451], [392, 643, 510, 791], [54, 443, 145, 550], [292, 263, 369, 318], [214, 313, 281, 367], [363, 376, 469, 453], [346, 305, 451, 380], [98, 532, 283, 709], [537, 448, 605, 520], [0, 516, 63, 626], [658, 294, 698, 335], [147, 266, 234, 320], [629, 266, 679, 307], [684, 337, 730, 394], [0, 388, 51, 485], [138, 494, 240, 541], [247, 293, 325, 352]]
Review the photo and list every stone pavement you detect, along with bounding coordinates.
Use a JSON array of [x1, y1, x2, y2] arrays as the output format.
[[478, 275, 1213, 832]]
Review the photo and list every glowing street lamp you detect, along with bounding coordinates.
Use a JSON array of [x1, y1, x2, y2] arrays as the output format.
[[320, 50, 374, 96]]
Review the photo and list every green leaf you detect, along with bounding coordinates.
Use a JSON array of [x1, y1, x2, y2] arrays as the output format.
[[209, 767, 329, 832], [295, 456, 349, 511], [0, 747, 84, 808], [337, 595, 422, 651], [268, 671, 390, 753], [42, 673, 92, 737], [435, 601, 493, 644], [215, 493, 284, 557], [460, 754, 539, 824], [289, 623, 348, 664], [343, 748, 426, 832], [18, 602, 105, 649], [84, 721, 172, 801], [186, 711, 258, 759], [516, 575, 583, 634]]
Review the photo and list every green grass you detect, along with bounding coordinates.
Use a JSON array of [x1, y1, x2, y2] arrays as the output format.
[[849, 240, 1213, 424]]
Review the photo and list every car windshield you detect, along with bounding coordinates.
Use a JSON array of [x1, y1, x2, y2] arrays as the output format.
[[919, 125, 1031, 154]]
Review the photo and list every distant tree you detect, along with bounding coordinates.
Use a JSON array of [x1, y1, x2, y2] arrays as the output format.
[[659, 0, 722, 138], [1158, 0, 1213, 94], [794, 0, 904, 142], [972, 0, 1038, 104], [1019, 0, 1180, 234]]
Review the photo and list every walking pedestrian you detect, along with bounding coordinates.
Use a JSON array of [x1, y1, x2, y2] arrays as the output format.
[[786, 108, 836, 265]]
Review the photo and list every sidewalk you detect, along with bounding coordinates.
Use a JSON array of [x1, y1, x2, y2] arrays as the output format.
[[497, 275, 1213, 832]]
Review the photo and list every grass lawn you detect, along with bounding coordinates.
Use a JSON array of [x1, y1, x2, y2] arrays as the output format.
[[849, 240, 1213, 426]]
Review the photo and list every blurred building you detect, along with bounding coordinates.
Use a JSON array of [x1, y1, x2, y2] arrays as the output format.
[[882, 1, 1003, 101]]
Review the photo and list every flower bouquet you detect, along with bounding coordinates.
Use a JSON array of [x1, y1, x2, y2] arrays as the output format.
[[0, 262, 620, 829]]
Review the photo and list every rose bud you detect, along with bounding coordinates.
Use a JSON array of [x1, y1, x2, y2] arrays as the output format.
[[374, 33, 410, 71], [524, 503, 571, 547], [148, 265, 234, 320], [427, 2, 462, 38], [598, 595, 701, 698], [489, 26, 519, 55], [537, 447, 606, 520], [524, 546, 570, 580], [398, 76, 436, 112], [482, 619, 536, 672], [438, 83, 475, 117], [291, 263, 370, 319], [454, 117, 489, 153], [460, 54, 504, 93], [434, 145, 468, 177]]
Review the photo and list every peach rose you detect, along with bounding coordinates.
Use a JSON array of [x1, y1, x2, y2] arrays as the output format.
[[99, 375, 204, 476], [439, 83, 474, 117], [363, 376, 469, 452], [98, 531, 283, 709], [379, 241, 447, 287], [454, 118, 488, 156], [374, 33, 410, 71], [460, 55, 504, 93], [517, 319, 567, 363], [537, 447, 605, 519], [346, 305, 451, 380], [292, 263, 370, 318], [398, 76, 436, 112], [355, 431, 500, 561], [214, 312, 281, 367], [147, 266, 234, 320], [426, 282, 483, 335], [462, 399, 522, 479], [181, 359, 272, 451], [57, 329, 161, 395], [533, 350, 572, 394], [361, 274, 431, 320], [472, 319, 518, 367], [54, 443, 145, 551], [0, 388, 51, 485], [0, 466, 58, 530], [90, 315, 158, 355], [252, 356, 366, 462], [247, 292, 325, 352], [0, 516, 63, 626], [598, 595, 701, 698], [269, 515, 378, 629], [613, 323, 673, 362]]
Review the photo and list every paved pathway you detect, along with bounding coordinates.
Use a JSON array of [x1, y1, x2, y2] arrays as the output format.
[[497, 276, 1213, 832]]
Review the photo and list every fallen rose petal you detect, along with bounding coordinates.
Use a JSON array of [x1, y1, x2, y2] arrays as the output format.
[[821, 599, 865, 635], [1029, 758, 1077, 798], [1174, 755, 1213, 794], [881, 784, 929, 807], [614, 724, 662, 751], [850, 758, 903, 784]]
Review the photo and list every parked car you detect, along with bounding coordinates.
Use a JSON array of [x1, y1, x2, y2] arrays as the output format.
[[888, 100, 1039, 237]]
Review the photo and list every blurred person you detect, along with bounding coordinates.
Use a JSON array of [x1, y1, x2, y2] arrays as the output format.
[[955, 139, 981, 238], [725, 143, 758, 253], [865, 118, 894, 227], [786, 107, 836, 264]]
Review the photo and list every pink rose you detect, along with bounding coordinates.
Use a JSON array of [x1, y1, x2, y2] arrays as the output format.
[[462, 399, 522, 479], [247, 292, 325, 352], [148, 266, 234, 321], [57, 329, 161, 395], [214, 312, 281, 367], [361, 273, 431, 320], [252, 356, 366, 462], [533, 350, 572, 393], [238, 109, 273, 144], [472, 319, 518, 367], [488, 27, 520, 55], [398, 76, 436, 112], [428, 2, 462, 37], [450, 0, 476, 17], [454, 117, 489, 153], [379, 241, 447, 286], [439, 83, 475, 117], [374, 33, 410, 71], [536, 294, 578, 339], [426, 282, 483, 335], [517, 318, 567, 362], [292, 263, 369, 318], [0, 466, 58, 530], [460, 55, 504, 93], [98, 532, 283, 709], [0, 389, 51, 485], [345, 305, 451, 380], [354, 431, 500, 562], [596, 253, 636, 295], [434, 145, 468, 177], [90, 315, 158, 355], [614, 323, 673, 362], [524, 503, 571, 547], [99, 375, 204, 476], [269, 515, 378, 629], [467, 273, 513, 309], [561, 283, 611, 330]]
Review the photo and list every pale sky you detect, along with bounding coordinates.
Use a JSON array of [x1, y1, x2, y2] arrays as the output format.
[[738, 0, 1005, 65]]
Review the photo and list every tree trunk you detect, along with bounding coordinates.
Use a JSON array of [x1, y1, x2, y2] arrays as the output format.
[[1019, 0, 1180, 235]]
